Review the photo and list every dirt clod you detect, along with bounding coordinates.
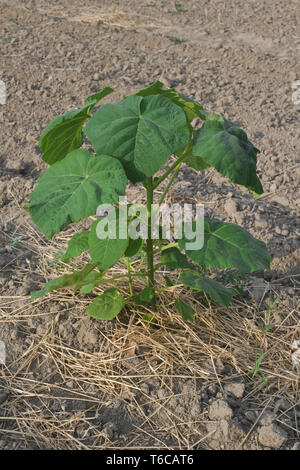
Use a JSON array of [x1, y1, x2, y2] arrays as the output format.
[[208, 399, 233, 421], [258, 424, 288, 449]]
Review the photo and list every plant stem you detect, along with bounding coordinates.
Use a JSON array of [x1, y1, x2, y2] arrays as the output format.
[[153, 141, 193, 190], [125, 257, 133, 296], [153, 241, 179, 255], [158, 163, 182, 206], [145, 177, 156, 310]]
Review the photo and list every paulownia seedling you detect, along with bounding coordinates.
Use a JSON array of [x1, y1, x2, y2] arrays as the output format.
[[25, 82, 270, 322]]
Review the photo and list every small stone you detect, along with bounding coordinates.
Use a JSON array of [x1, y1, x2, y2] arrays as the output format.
[[291, 442, 300, 450], [248, 277, 269, 302], [255, 216, 268, 229], [260, 410, 276, 426], [103, 421, 117, 440], [258, 424, 288, 448], [281, 229, 289, 236], [224, 199, 237, 218], [0, 389, 9, 405], [208, 399, 233, 420], [140, 383, 150, 394], [157, 389, 168, 399], [271, 196, 289, 206], [93, 72, 100, 81], [224, 382, 245, 398], [245, 410, 258, 422], [274, 398, 291, 413]]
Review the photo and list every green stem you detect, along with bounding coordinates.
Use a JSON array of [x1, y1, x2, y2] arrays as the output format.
[[153, 241, 179, 255], [158, 163, 182, 206], [153, 141, 193, 190], [145, 177, 156, 310], [125, 257, 133, 296]]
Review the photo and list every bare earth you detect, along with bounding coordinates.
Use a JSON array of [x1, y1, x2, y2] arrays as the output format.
[[0, 0, 299, 450]]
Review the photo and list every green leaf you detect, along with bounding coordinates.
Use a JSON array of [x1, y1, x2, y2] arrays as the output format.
[[137, 81, 206, 121], [31, 262, 98, 299], [85, 288, 125, 320], [84, 87, 114, 108], [26, 149, 128, 238], [178, 219, 271, 273], [39, 88, 114, 165], [160, 247, 191, 269], [180, 270, 233, 306], [184, 152, 211, 171], [84, 93, 191, 183], [132, 287, 154, 306], [61, 231, 90, 262], [141, 313, 157, 327], [124, 237, 143, 257], [79, 272, 104, 293], [174, 298, 195, 321], [39, 105, 90, 165], [192, 116, 263, 194], [89, 216, 129, 270], [164, 275, 174, 287]]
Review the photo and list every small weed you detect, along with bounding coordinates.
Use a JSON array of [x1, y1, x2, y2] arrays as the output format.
[[251, 295, 282, 388], [11, 237, 21, 248], [171, 36, 182, 44], [170, 3, 188, 13], [251, 348, 270, 389]]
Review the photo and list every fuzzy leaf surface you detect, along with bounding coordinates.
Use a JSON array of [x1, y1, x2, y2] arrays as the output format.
[[89, 218, 129, 270], [84, 87, 114, 107], [132, 287, 154, 306], [174, 298, 195, 321], [39, 105, 90, 165], [192, 116, 263, 194], [178, 219, 271, 273], [137, 81, 206, 121], [160, 247, 191, 269], [124, 237, 143, 257], [61, 231, 90, 262], [31, 263, 98, 299], [180, 270, 233, 306], [84, 93, 190, 182], [26, 150, 128, 238], [85, 288, 125, 320]]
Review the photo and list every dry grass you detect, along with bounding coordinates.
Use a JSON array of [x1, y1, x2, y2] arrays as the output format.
[[0, 220, 299, 449]]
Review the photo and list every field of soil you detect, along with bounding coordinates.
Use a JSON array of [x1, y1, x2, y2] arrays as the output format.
[[0, 0, 299, 450]]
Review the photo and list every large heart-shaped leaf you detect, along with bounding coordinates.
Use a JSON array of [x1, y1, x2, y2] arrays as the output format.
[[40, 88, 114, 165], [137, 81, 206, 121], [178, 219, 271, 273], [84, 93, 191, 182], [89, 217, 129, 270], [85, 288, 125, 320], [180, 270, 233, 306], [25, 149, 128, 238], [192, 116, 263, 194]]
